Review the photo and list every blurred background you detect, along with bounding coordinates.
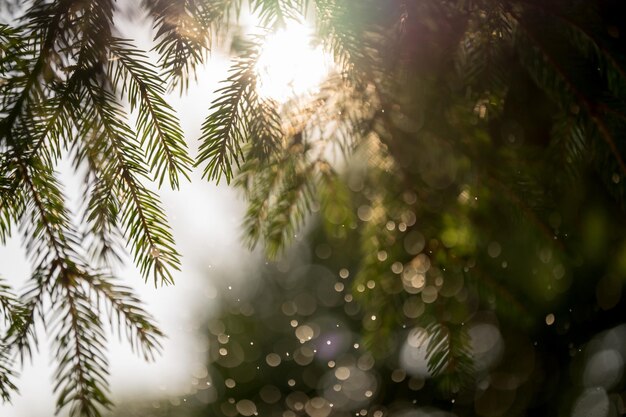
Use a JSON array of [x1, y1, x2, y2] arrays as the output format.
[[3, 1, 626, 417]]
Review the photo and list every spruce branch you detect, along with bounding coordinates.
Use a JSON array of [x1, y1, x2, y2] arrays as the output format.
[[82, 81, 181, 285], [51, 275, 112, 417], [80, 170, 126, 268], [87, 275, 164, 361], [0, 277, 23, 402], [108, 38, 193, 189], [238, 140, 318, 258], [0, 345, 18, 402], [0, 158, 24, 244], [250, 0, 303, 28], [246, 91, 283, 162], [196, 43, 259, 184], [313, 0, 371, 80], [514, 14, 626, 177], [455, 4, 514, 94], [264, 157, 316, 257], [143, 0, 212, 92], [4, 266, 51, 369], [514, 0, 626, 97], [237, 148, 281, 249], [424, 322, 474, 393], [13, 151, 76, 267]]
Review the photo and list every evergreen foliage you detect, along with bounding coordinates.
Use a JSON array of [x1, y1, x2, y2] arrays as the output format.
[[1, 0, 626, 415]]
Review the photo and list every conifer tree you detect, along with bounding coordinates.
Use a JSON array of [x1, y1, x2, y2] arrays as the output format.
[[1, 0, 626, 415]]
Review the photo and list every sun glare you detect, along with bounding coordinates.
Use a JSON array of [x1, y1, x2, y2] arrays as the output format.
[[255, 22, 334, 103]]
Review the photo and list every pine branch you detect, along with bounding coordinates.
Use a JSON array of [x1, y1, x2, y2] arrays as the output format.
[[1, 155, 92, 410], [143, 0, 212, 92], [0, 279, 16, 324], [514, 0, 626, 98], [108, 39, 192, 189], [514, 14, 626, 177], [3, 0, 109, 169], [237, 135, 319, 258], [27, 88, 78, 166], [4, 266, 51, 366], [264, 155, 317, 257], [81, 171, 126, 268], [192, 0, 245, 36], [12, 150, 77, 268], [317, 163, 355, 235], [1, 12, 172, 413], [424, 322, 474, 393], [548, 109, 588, 180], [237, 149, 280, 249], [313, 0, 371, 80], [51, 276, 112, 417], [0, 5, 85, 256], [0, 277, 22, 402], [196, 44, 259, 184], [0, 345, 18, 402], [0, 157, 24, 244], [250, 0, 303, 28], [246, 91, 283, 162], [455, 4, 514, 95], [87, 275, 164, 361], [0, 24, 29, 75], [82, 81, 181, 285], [66, 96, 123, 273]]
